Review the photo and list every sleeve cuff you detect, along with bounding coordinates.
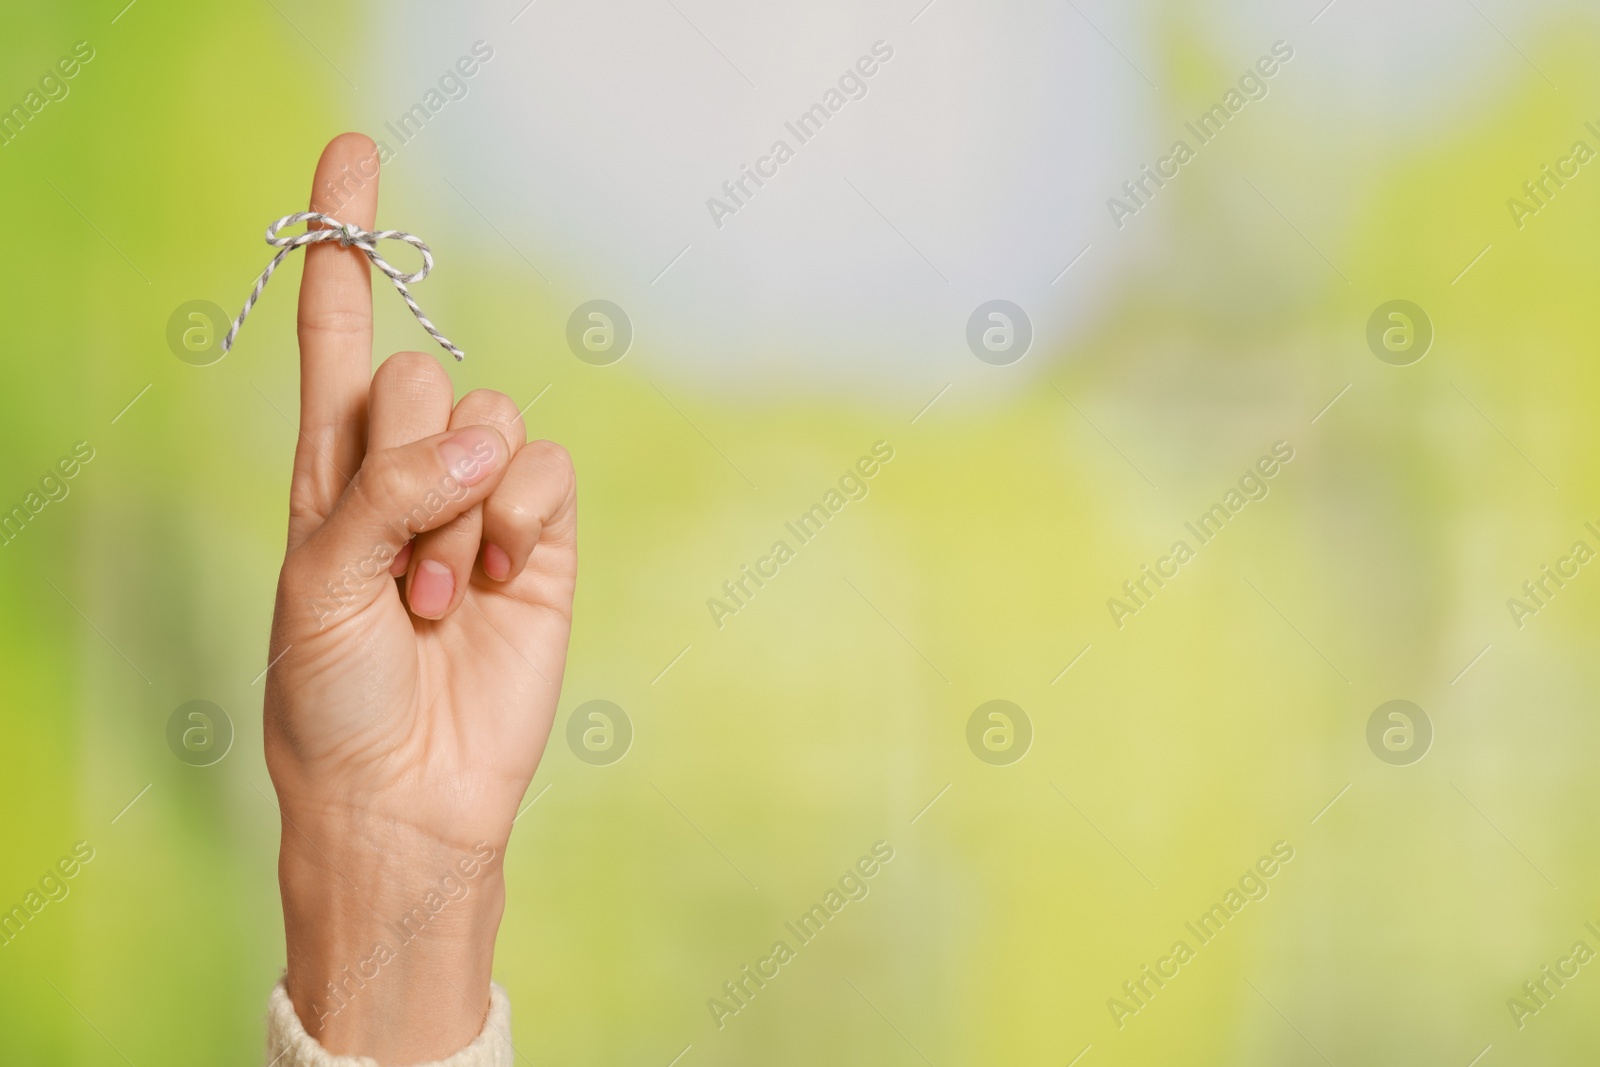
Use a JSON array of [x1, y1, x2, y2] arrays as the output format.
[[266, 980, 515, 1067]]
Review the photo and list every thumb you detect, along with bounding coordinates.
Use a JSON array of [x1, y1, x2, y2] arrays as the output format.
[[285, 425, 510, 628]]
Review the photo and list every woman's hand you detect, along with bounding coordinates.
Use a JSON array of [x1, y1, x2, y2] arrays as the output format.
[[262, 133, 575, 1062]]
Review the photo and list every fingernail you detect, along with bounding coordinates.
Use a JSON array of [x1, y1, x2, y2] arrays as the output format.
[[483, 543, 511, 581], [389, 541, 413, 577], [409, 559, 454, 618], [439, 427, 504, 487]]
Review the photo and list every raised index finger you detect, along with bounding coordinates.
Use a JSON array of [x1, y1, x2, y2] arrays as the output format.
[[291, 132, 382, 535]]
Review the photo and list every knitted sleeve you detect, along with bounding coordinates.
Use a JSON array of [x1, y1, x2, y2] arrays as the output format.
[[266, 981, 516, 1067]]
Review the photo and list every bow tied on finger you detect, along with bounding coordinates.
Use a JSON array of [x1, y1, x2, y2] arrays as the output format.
[[223, 211, 465, 361]]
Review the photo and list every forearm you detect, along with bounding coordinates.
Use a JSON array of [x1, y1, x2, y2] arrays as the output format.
[[278, 813, 506, 1063]]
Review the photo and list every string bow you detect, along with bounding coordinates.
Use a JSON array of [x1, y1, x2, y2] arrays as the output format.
[[223, 212, 464, 360]]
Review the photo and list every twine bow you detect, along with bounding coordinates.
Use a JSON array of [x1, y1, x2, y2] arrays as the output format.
[[222, 212, 464, 360]]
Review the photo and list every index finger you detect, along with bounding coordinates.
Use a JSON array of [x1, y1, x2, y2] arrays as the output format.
[[291, 132, 382, 538]]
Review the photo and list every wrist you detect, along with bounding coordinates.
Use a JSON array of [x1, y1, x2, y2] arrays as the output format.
[[277, 808, 506, 1062]]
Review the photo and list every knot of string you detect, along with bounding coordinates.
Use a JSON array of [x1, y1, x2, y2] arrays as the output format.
[[222, 212, 464, 361]]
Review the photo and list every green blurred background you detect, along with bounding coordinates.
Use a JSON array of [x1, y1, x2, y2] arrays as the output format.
[[4, 1, 1600, 1064]]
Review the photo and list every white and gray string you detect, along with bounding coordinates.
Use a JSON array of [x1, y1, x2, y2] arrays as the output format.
[[222, 212, 464, 360]]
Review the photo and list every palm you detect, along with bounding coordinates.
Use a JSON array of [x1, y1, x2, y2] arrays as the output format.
[[271, 528, 573, 843]]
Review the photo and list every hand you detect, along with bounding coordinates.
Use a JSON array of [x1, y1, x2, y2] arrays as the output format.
[[262, 133, 576, 1062]]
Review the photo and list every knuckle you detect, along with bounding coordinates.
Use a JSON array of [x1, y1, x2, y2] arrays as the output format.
[[286, 467, 324, 524], [296, 306, 370, 340], [426, 509, 478, 543], [485, 440, 573, 538], [494, 495, 539, 531], [454, 389, 525, 440], [351, 447, 413, 518], [277, 545, 318, 596], [455, 388, 517, 418], [376, 350, 451, 399], [525, 438, 573, 473], [528, 439, 576, 492]]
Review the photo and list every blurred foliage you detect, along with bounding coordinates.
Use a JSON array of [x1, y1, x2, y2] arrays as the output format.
[[2, 3, 1600, 1065]]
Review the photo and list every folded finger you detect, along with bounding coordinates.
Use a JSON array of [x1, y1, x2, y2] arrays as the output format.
[[481, 440, 576, 584], [405, 390, 526, 619], [283, 425, 511, 631], [368, 350, 453, 577]]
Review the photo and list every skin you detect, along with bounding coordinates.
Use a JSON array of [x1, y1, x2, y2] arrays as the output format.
[[263, 132, 576, 1062]]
